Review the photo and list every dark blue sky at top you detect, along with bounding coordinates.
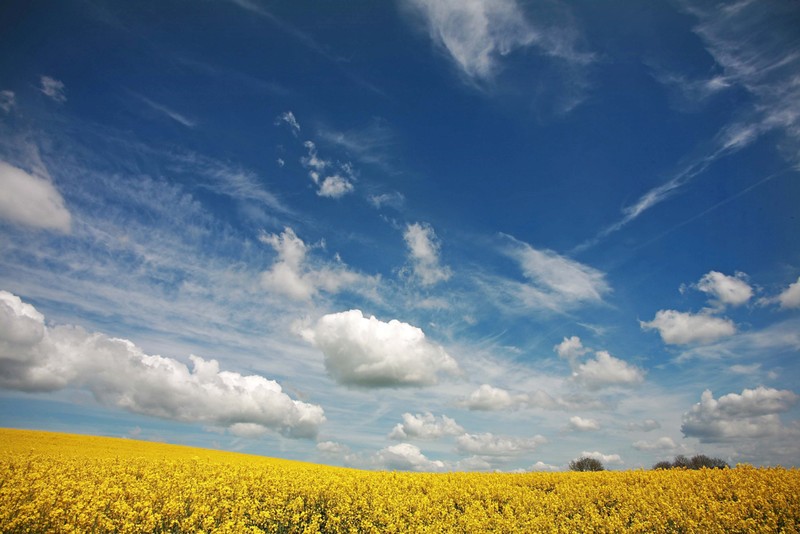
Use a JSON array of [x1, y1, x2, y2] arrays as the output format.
[[0, 0, 798, 470]]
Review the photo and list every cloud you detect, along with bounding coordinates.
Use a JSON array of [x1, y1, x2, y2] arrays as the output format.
[[0, 90, 15, 113], [579, 451, 623, 466], [568, 416, 600, 432], [373, 443, 446, 472], [275, 111, 301, 136], [488, 236, 610, 313], [260, 227, 374, 301], [136, 94, 196, 128], [681, 386, 798, 443], [368, 191, 405, 210], [632, 437, 680, 451], [317, 174, 355, 198], [529, 461, 562, 472], [301, 310, 460, 387], [40, 76, 66, 102], [627, 419, 661, 432], [640, 310, 736, 345], [694, 271, 753, 307], [317, 441, 350, 455], [0, 161, 72, 232], [389, 412, 464, 440], [460, 383, 525, 411], [777, 277, 800, 309], [403, 222, 452, 286], [455, 432, 546, 457], [0, 291, 325, 438], [572, 350, 645, 391], [554, 336, 588, 364], [402, 0, 591, 84], [300, 141, 355, 198]]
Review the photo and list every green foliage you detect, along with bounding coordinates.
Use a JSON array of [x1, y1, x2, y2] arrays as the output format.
[[569, 456, 605, 472], [653, 454, 729, 470]]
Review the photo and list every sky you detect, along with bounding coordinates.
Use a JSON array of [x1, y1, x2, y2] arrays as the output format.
[[0, 0, 799, 472]]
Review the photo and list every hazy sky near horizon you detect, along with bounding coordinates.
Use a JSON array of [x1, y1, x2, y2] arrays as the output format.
[[1, 0, 799, 471]]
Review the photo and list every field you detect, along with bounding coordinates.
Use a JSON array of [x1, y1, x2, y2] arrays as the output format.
[[1, 429, 798, 533]]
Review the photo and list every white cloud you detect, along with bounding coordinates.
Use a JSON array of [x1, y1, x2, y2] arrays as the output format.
[[580, 451, 623, 466], [317, 174, 354, 198], [301, 310, 460, 387], [0, 90, 15, 113], [300, 141, 355, 198], [489, 237, 610, 313], [568, 416, 600, 432], [455, 432, 546, 456], [695, 271, 753, 307], [368, 191, 405, 210], [317, 441, 350, 455], [40, 76, 66, 102], [0, 291, 325, 438], [640, 310, 736, 345], [389, 412, 464, 440], [572, 351, 645, 391], [275, 111, 301, 136], [681, 387, 798, 442], [554, 336, 588, 364], [627, 419, 661, 432], [374, 443, 446, 472], [137, 94, 196, 128], [529, 461, 562, 472], [0, 161, 72, 232], [403, 222, 452, 286], [632, 437, 679, 451], [260, 227, 374, 301], [403, 0, 536, 80], [460, 384, 525, 411], [777, 277, 800, 309]]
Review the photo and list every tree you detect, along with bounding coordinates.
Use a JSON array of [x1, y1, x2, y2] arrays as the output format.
[[569, 456, 604, 472], [651, 454, 729, 470]]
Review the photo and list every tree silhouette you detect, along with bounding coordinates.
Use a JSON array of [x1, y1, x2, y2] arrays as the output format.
[[569, 456, 604, 471]]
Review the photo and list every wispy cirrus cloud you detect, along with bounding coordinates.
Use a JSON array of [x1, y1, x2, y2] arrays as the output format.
[[0, 160, 72, 232], [135, 93, 196, 128]]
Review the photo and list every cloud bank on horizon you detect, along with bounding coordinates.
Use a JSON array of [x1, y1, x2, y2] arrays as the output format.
[[0, 0, 798, 470]]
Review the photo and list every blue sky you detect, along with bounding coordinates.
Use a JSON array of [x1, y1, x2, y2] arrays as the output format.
[[1, 0, 799, 471]]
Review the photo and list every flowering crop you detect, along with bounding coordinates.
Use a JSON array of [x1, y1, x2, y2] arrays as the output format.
[[1, 429, 798, 533]]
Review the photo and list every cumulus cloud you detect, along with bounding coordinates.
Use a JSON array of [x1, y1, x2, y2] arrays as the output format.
[[777, 277, 800, 309], [260, 227, 374, 301], [0, 161, 72, 232], [572, 350, 645, 391], [529, 461, 562, 472], [301, 310, 460, 387], [580, 451, 623, 465], [389, 412, 464, 440], [0, 90, 15, 113], [300, 141, 355, 198], [568, 416, 600, 432], [632, 437, 680, 451], [374, 443, 446, 472], [554, 336, 588, 365], [694, 271, 753, 307], [681, 387, 798, 443], [640, 310, 736, 345], [403, 222, 452, 286], [275, 111, 301, 136], [460, 383, 525, 411], [40, 76, 66, 102], [455, 432, 546, 456], [0, 291, 325, 438]]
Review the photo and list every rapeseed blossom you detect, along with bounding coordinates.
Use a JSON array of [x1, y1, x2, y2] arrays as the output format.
[[1, 429, 798, 533]]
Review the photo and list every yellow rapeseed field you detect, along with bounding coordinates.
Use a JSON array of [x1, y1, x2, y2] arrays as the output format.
[[1, 429, 798, 533]]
